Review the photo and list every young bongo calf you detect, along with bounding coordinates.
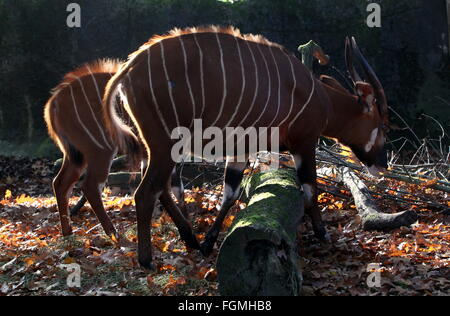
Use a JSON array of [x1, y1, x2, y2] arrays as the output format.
[[45, 59, 198, 248], [44, 59, 126, 239]]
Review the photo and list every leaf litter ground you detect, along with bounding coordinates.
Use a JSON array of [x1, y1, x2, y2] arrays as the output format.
[[0, 156, 448, 296]]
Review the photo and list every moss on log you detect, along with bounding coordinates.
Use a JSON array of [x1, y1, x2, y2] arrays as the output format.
[[217, 169, 304, 296]]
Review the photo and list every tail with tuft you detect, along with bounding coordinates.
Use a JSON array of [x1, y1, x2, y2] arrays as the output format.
[[103, 66, 143, 171]]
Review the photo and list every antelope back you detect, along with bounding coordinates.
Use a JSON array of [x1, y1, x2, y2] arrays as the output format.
[[103, 26, 325, 162], [44, 59, 122, 157]]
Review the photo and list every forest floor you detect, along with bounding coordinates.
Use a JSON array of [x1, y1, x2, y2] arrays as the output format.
[[0, 155, 449, 296]]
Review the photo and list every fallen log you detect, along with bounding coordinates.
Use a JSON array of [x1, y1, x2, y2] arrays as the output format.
[[54, 155, 130, 173], [217, 169, 303, 296], [106, 172, 141, 188], [69, 172, 140, 216], [336, 167, 418, 230]]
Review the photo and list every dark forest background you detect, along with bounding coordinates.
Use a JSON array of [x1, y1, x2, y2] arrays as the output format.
[[0, 0, 449, 158]]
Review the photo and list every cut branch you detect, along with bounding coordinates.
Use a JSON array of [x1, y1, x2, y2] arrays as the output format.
[[336, 167, 418, 231]]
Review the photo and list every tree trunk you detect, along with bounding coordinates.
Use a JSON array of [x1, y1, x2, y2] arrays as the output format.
[[217, 169, 303, 296]]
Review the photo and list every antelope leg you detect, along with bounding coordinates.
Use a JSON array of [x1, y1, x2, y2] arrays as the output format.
[[293, 148, 328, 241], [200, 159, 248, 256], [53, 157, 85, 236], [70, 195, 87, 216], [160, 188, 200, 250], [135, 152, 174, 269]]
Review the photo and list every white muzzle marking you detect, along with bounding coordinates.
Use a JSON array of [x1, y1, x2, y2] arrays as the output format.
[[365, 128, 379, 153]]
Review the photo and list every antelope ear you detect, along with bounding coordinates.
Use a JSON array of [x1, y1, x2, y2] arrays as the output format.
[[320, 75, 351, 95], [355, 82, 375, 114]]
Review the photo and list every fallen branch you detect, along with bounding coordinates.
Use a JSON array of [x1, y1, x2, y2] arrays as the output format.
[[336, 167, 418, 231], [391, 162, 450, 169], [317, 147, 450, 194], [385, 172, 450, 194], [317, 172, 446, 212]]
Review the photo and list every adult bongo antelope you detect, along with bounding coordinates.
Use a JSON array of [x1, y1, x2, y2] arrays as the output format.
[[45, 59, 197, 248], [103, 26, 389, 268]]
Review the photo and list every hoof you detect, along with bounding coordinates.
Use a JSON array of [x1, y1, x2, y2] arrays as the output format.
[[200, 230, 219, 256], [62, 230, 73, 237], [118, 237, 137, 249], [319, 232, 331, 243], [70, 205, 83, 217], [199, 241, 214, 257], [139, 258, 155, 271], [314, 226, 329, 242], [182, 233, 201, 250]]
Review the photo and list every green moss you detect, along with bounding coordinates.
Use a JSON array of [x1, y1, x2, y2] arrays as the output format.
[[230, 169, 303, 245]]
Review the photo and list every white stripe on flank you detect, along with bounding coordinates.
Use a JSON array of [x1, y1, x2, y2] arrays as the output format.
[[237, 41, 258, 127], [86, 66, 114, 149], [288, 71, 315, 130], [85, 65, 103, 104], [277, 52, 297, 127], [75, 76, 113, 150], [241, 43, 269, 127], [68, 85, 106, 150], [178, 37, 196, 129], [86, 65, 113, 146], [193, 34, 206, 119], [210, 33, 227, 127], [224, 36, 246, 127], [161, 41, 181, 129], [267, 47, 282, 127], [147, 48, 171, 137], [223, 40, 259, 145]]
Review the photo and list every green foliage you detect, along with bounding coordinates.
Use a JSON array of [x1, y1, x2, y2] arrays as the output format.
[[0, 139, 59, 159], [35, 138, 60, 159]]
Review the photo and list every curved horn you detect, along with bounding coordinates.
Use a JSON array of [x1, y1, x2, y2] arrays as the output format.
[[345, 36, 362, 84], [351, 37, 388, 118]]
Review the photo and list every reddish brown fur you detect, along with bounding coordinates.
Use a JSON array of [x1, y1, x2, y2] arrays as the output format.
[[45, 59, 121, 155], [44, 59, 131, 240], [128, 25, 284, 63], [103, 26, 389, 267]]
